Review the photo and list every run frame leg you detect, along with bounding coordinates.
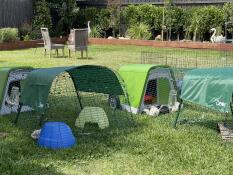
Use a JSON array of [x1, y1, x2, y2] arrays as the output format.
[[173, 100, 183, 128]]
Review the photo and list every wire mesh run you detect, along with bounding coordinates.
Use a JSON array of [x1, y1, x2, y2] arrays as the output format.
[[17, 70, 136, 132], [141, 46, 233, 82], [141, 47, 233, 68]]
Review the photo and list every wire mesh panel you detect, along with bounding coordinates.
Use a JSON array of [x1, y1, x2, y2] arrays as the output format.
[[141, 46, 233, 82], [141, 47, 233, 68], [16, 66, 136, 133], [15, 72, 80, 129], [44, 72, 81, 125], [67, 66, 136, 132]]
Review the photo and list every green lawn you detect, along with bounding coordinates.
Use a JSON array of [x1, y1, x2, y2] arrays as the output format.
[[1, 45, 233, 175]]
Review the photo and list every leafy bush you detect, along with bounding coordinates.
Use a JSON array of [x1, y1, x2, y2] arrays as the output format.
[[53, 0, 79, 36], [32, 0, 52, 38], [23, 35, 30, 41], [75, 8, 111, 37], [29, 30, 41, 40], [127, 23, 151, 40], [98, 9, 111, 34], [89, 25, 102, 38], [0, 28, 18, 43], [29, 2, 233, 41], [121, 5, 163, 37], [19, 23, 32, 40], [223, 2, 233, 34], [187, 6, 224, 41]]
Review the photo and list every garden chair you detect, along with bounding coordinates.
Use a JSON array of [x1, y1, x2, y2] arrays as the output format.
[[41, 28, 65, 58], [68, 28, 88, 59]]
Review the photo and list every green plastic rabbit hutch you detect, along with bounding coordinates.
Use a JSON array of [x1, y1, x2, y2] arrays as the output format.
[[0, 67, 33, 115], [114, 64, 178, 115], [174, 67, 233, 128]]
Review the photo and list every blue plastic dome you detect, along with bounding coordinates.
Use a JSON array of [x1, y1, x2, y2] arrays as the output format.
[[38, 122, 76, 149]]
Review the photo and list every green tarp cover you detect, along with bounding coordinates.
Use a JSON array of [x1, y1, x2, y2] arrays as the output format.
[[118, 64, 169, 108], [0, 68, 12, 105], [20, 66, 124, 113], [0, 67, 32, 106], [181, 67, 233, 113]]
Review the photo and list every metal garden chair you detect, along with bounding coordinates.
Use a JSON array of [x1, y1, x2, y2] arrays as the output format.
[[68, 28, 88, 59], [41, 28, 65, 58]]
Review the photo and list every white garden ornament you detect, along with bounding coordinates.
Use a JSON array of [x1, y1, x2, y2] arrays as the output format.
[[210, 28, 226, 43]]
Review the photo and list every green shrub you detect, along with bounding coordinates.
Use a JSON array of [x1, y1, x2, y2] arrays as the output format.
[[89, 25, 102, 38], [23, 35, 30, 41], [32, 0, 52, 36], [19, 23, 32, 40], [0, 28, 19, 43], [223, 2, 233, 34], [29, 30, 41, 40], [127, 23, 151, 40]]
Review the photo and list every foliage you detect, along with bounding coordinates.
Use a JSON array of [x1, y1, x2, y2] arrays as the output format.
[[89, 25, 102, 38], [127, 23, 151, 40], [0, 28, 18, 43], [107, 0, 122, 37], [18, 23, 32, 40], [152, 7, 164, 32], [84, 7, 99, 25], [98, 9, 111, 37], [223, 2, 233, 22], [121, 5, 140, 27], [23, 35, 31, 41], [223, 2, 233, 34], [122, 5, 163, 36], [32, 0, 52, 31], [116, 4, 228, 41], [186, 6, 224, 41], [29, 1, 233, 41], [49, 0, 79, 36], [75, 8, 94, 28], [165, 7, 186, 40]]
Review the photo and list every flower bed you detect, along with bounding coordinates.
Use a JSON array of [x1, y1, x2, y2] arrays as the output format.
[[89, 38, 233, 51], [0, 37, 232, 51]]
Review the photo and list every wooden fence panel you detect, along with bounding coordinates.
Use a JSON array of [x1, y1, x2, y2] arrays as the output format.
[[0, 0, 33, 28]]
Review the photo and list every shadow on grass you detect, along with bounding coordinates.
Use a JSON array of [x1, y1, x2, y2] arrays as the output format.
[[176, 104, 229, 131], [0, 117, 67, 174], [54, 55, 69, 59], [70, 57, 95, 60], [178, 118, 220, 131], [6, 109, 145, 162], [0, 159, 66, 175], [2, 92, 145, 172]]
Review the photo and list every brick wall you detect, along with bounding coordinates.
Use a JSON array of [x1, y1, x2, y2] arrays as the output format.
[[89, 38, 233, 51], [0, 37, 67, 51], [0, 37, 232, 51]]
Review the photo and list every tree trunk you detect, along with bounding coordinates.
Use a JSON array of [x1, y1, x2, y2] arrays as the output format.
[[169, 27, 172, 41], [193, 26, 198, 42], [113, 29, 115, 38]]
